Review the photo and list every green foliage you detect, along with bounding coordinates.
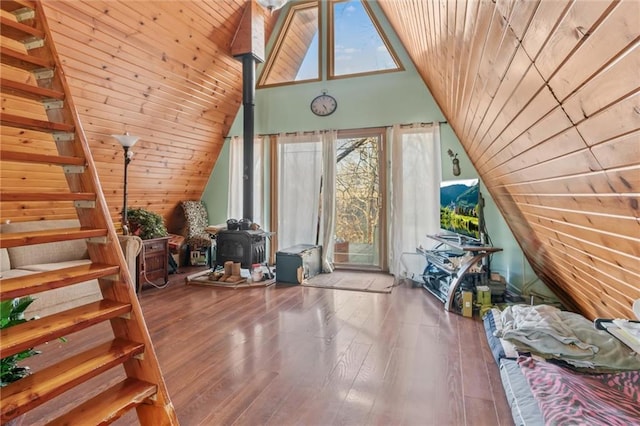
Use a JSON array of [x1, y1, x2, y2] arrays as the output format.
[[127, 207, 168, 240], [335, 137, 380, 245], [440, 206, 479, 238], [1, 297, 40, 387]]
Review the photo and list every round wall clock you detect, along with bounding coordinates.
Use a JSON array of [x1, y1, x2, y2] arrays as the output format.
[[310, 92, 337, 117]]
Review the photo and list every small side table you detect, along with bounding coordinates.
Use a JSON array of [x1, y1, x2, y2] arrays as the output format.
[[136, 236, 170, 293]]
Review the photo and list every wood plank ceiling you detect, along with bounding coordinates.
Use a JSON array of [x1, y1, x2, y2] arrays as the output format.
[[378, 0, 639, 320], [1, 0, 637, 320], [2, 0, 277, 230]]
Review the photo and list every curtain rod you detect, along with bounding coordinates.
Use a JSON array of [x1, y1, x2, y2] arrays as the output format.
[[226, 121, 448, 139]]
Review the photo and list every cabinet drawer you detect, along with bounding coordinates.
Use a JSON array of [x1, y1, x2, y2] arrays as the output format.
[[143, 241, 166, 253]]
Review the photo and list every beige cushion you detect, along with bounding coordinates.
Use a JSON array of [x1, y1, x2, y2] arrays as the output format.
[[0, 268, 35, 279], [1, 219, 89, 268], [0, 248, 10, 272], [0, 220, 103, 318], [20, 259, 92, 272], [26, 280, 101, 318]]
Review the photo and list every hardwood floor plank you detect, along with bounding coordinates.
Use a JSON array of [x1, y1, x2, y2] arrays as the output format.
[[463, 395, 501, 426], [201, 370, 279, 425], [16, 267, 513, 426], [294, 341, 372, 425], [460, 314, 494, 401]]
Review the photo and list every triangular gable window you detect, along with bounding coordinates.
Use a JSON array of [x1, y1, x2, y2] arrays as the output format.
[[329, 0, 402, 78], [258, 0, 402, 88], [258, 1, 320, 87]]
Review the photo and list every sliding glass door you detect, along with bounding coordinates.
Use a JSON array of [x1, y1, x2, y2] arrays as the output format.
[[334, 129, 386, 269], [271, 128, 387, 271]]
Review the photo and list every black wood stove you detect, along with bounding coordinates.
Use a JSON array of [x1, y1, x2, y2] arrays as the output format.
[[215, 229, 266, 269]]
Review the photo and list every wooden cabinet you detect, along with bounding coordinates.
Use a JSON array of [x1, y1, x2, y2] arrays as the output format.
[[136, 237, 170, 293]]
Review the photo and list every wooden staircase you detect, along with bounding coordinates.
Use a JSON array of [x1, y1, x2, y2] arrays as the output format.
[[0, 1, 178, 424]]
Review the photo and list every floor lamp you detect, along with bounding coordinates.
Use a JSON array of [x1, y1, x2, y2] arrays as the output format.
[[112, 133, 140, 235]]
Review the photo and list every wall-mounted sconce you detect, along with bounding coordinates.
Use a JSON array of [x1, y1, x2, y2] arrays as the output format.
[[112, 132, 140, 235], [256, 0, 288, 13], [447, 149, 461, 176]]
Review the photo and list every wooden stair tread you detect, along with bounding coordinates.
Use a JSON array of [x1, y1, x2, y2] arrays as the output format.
[[1, 0, 36, 14], [0, 262, 120, 300], [46, 378, 157, 426], [0, 15, 44, 41], [0, 112, 74, 133], [1, 150, 84, 166], [0, 192, 95, 202], [0, 78, 65, 101], [0, 46, 53, 70], [0, 226, 108, 249], [0, 299, 132, 359], [0, 338, 145, 422]]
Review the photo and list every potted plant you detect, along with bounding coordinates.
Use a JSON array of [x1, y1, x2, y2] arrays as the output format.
[[1, 297, 39, 425], [126, 207, 168, 240], [1, 297, 39, 388], [1, 297, 67, 425]]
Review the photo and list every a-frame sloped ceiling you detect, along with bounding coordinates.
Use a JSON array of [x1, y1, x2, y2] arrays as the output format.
[[2, 0, 637, 320], [378, 0, 639, 320]]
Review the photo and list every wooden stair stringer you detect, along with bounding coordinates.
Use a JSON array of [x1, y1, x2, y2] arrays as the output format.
[[0, 0, 179, 424]]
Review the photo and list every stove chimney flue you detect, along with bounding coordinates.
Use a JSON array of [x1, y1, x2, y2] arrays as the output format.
[[242, 54, 255, 222], [230, 0, 266, 222]]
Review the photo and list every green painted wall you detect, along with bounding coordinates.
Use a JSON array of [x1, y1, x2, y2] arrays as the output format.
[[201, 1, 548, 297], [202, 139, 230, 226]]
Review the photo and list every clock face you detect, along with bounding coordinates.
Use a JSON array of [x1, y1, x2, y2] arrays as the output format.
[[310, 94, 337, 116]]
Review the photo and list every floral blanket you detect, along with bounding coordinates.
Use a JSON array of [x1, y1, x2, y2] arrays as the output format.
[[518, 356, 640, 426]]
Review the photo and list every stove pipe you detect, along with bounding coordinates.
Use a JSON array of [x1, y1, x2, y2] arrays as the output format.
[[242, 54, 255, 222]]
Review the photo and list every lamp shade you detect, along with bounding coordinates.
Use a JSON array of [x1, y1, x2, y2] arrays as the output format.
[[112, 133, 140, 148], [256, 0, 288, 11]]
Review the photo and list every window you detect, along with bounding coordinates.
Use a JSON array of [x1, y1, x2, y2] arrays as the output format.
[[258, 1, 320, 87], [329, 0, 402, 78], [258, 0, 402, 88]]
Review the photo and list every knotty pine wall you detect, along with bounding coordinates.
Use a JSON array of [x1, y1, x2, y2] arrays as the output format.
[[378, 0, 639, 320], [1, 1, 278, 232]]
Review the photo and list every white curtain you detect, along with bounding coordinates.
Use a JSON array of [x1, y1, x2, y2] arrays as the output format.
[[319, 130, 337, 272], [388, 123, 441, 275], [276, 132, 323, 250], [228, 135, 264, 227]]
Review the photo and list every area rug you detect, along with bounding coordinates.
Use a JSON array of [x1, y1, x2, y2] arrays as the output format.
[[302, 271, 394, 293], [186, 269, 275, 289]]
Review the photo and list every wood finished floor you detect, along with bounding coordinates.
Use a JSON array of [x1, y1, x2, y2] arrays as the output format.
[[22, 268, 513, 426]]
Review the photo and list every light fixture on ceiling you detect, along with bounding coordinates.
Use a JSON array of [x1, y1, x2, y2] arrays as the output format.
[[112, 132, 140, 235], [256, 0, 288, 13], [447, 149, 461, 176]]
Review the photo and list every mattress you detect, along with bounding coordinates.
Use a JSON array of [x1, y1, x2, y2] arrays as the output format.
[[499, 359, 544, 426], [486, 305, 640, 426]]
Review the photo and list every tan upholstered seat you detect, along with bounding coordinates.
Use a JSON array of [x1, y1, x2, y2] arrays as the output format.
[[180, 200, 212, 249]]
